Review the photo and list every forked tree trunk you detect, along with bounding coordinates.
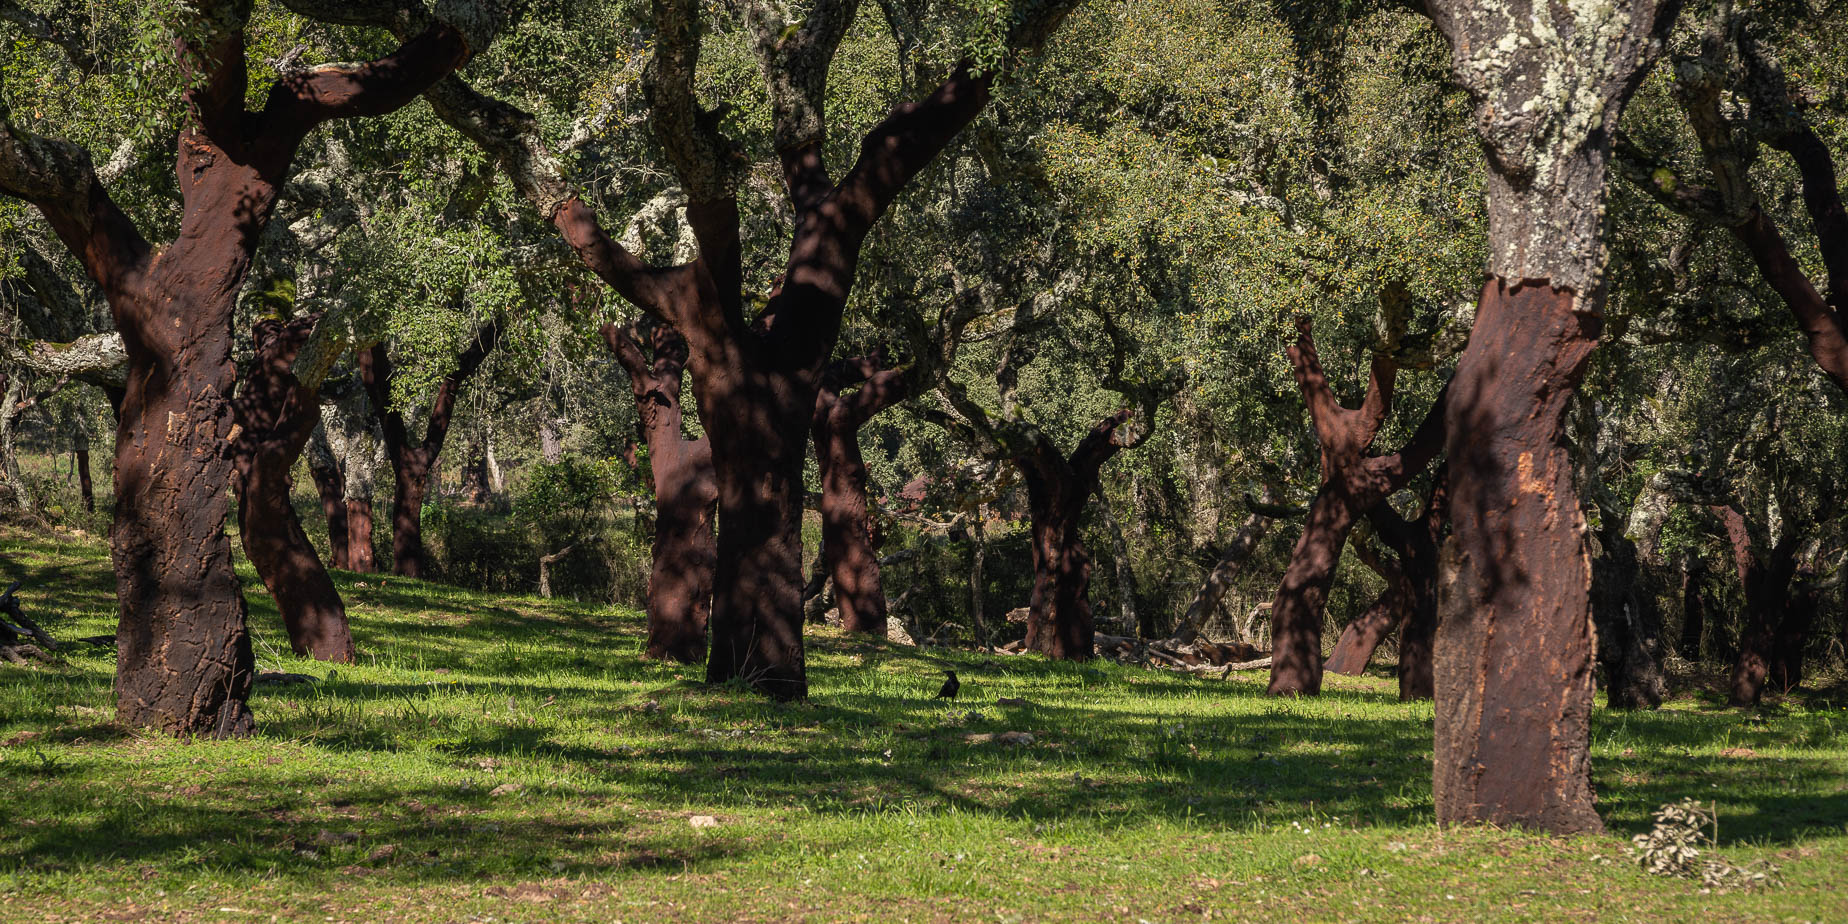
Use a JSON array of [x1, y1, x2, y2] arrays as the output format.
[[1266, 310, 1446, 697], [231, 317, 353, 662], [812, 354, 908, 636], [362, 320, 499, 579], [414, 1, 1086, 697], [1424, 0, 1675, 834], [1009, 410, 1148, 660], [1022, 474, 1094, 660], [0, 16, 475, 735], [603, 321, 716, 663], [1324, 468, 1446, 700]]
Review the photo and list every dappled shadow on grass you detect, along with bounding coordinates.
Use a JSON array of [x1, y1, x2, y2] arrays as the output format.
[[4, 522, 1847, 891], [5, 776, 741, 883]]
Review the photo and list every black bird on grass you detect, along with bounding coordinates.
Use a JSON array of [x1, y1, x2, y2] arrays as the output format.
[[935, 670, 960, 700]]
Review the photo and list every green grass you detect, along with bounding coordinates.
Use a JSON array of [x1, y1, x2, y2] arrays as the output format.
[[2, 525, 1845, 923]]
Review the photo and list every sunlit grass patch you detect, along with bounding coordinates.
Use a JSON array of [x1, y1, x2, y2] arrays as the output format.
[[1, 525, 1844, 923]]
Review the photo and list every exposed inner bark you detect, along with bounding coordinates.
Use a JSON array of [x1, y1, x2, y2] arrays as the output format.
[[812, 352, 909, 636], [0, 15, 477, 735], [1325, 467, 1446, 701], [1266, 311, 1446, 697], [1434, 279, 1604, 835], [306, 427, 350, 569], [230, 316, 353, 662], [404, 1, 1086, 698], [603, 320, 716, 663], [362, 319, 500, 579], [1715, 505, 1806, 706]]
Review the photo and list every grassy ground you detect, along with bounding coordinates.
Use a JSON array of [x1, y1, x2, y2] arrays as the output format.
[[2, 524, 1845, 924]]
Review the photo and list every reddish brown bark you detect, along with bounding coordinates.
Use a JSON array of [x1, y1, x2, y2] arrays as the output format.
[[231, 316, 353, 662], [1434, 279, 1603, 835], [362, 320, 500, 579], [603, 320, 716, 663], [1267, 317, 1446, 696], [1325, 468, 1446, 701], [1323, 584, 1404, 676], [1008, 410, 1151, 660], [0, 18, 472, 735], [543, 68, 1031, 699], [306, 439, 350, 569], [346, 499, 376, 573], [1715, 505, 1805, 706], [812, 352, 909, 636]]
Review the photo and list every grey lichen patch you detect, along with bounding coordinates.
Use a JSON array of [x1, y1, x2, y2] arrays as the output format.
[[431, 0, 520, 61], [1429, 0, 1676, 295]]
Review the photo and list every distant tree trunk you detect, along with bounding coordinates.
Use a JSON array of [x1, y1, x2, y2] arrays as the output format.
[[1591, 478, 1667, 709], [362, 320, 500, 579], [1175, 507, 1275, 644], [970, 505, 988, 646], [1325, 468, 1446, 701], [1022, 466, 1094, 660], [306, 427, 349, 569], [71, 419, 94, 512], [1266, 307, 1446, 697], [539, 415, 564, 462], [1716, 505, 1800, 706], [1323, 583, 1406, 676], [1423, 0, 1675, 834], [1769, 579, 1817, 694], [461, 437, 491, 505], [1096, 486, 1142, 637], [812, 354, 908, 636], [1679, 559, 1708, 660], [603, 321, 715, 663], [230, 316, 353, 662]]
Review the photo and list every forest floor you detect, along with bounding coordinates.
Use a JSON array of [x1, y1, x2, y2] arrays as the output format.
[[2, 524, 1845, 924]]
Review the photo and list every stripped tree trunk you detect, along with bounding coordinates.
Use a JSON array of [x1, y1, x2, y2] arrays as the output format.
[[812, 353, 909, 636], [603, 320, 716, 663], [231, 316, 353, 662], [306, 426, 350, 569], [1324, 468, 1447, 701], [1424, 0, 1678, 833], [362, 320, 500, 579], [1266, 304, 1447, 697], [406, 0, 1087, 697], [0, 10, 485, 735]]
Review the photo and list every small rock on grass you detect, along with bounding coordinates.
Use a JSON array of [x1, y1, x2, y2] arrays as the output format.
[[689, 815, 720, 829]]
